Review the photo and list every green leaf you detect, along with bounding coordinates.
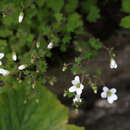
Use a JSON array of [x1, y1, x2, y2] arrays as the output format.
[[66, 13, 83, 32], [0, 82, 84, 130], [75, 57, 82, 64], [87, 5, 100, 22], [37, 60, 47, 73], [2, 4, 19, 27], [35, 0, 45, 7], [0, 40, 7, 51], [0, 28, 12, 37], [46, 0, 64, 12], [82, 0, 97, 12], [62, 34, 71, 44], [88, 38, 102, 50], [120, 16, 130, 28], [81, 0, 100, 22], [71, 64, 81, 74], [65, 0, 78, 13], [122, 0, 130, 13], [55, 13, 63, 22], [83, 50, 97, 59]]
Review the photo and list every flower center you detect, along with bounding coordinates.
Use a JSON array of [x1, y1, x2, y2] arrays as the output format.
[[107, 91, 112, 97], [76, 83, 80, 88]]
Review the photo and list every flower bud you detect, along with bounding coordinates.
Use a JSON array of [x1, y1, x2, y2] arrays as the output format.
[[18, 12, 24, 23], [110, 58, 118, 69], [12, 52, 17, 61], [47, 42, 53, 49], [18, 64, 26, 70]]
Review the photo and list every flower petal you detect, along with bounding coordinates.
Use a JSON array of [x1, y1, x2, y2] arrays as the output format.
[[110, 88, 117, 94], [114, 63, 117, 69], [80, 84, 84, 90], [72, 76, 80, 85], [69, 86, 76, 92], [75, 76, 80, 82], [110, 58, 118, 69], [72, 80, 78, 85], [73, 94, 82, 103], [112, 94, 118, 101], [103, 86, 109, 92], [101, 92, 107, 98], [107, 96, 114, 104], [0, 68, 9, 76], [76, 88, 82, 95]]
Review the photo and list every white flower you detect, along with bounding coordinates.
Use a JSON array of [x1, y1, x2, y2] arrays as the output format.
[[101, 86, 118, 104], [110, 58, 117, 69], [47, 42, 53, 49], [69, 76, 84, 95], [18, 12, 24, 23], [0, 53, 4, 59], [0, 68, 9, 76], [18, 64, 26, 70], [12, 52, 17, 61], [73, 94, 82, 103]]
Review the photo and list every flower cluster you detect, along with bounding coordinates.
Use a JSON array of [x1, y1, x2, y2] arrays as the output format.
[[68, 75, 118, 105], [69, 76, 84, 104], [68, 76, 118, 105]]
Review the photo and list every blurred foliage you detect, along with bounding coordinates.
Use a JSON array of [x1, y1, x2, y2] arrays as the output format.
[[121, 0, 130, 28], [120, 16, 130, 28], [81, 0, 100, 22], [0, 81, 83, 130], [122, 0, 130, 13]]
